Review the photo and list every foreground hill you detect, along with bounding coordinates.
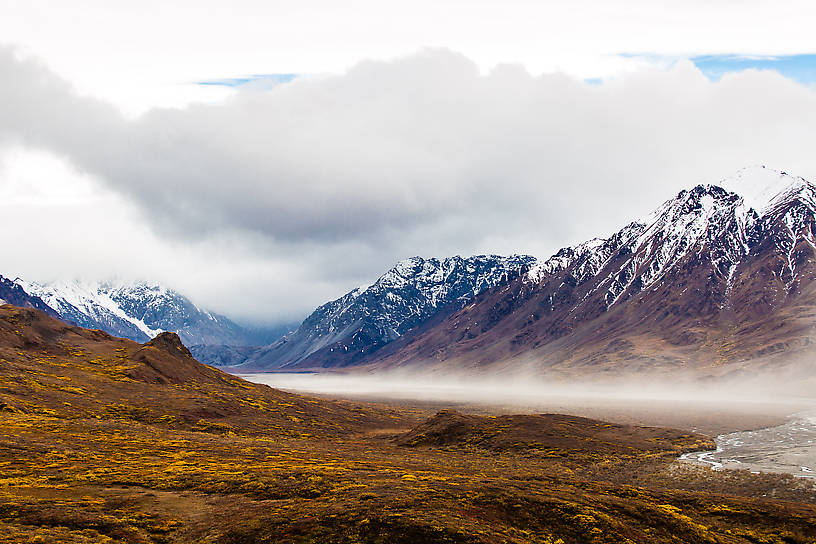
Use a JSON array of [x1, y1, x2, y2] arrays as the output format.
[[0, 304, 401, 436], [0, 303, 814, 542], [360, 167, 816, 382]]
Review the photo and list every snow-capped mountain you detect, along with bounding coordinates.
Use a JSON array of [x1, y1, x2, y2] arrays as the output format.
[[12, 278, 283, 347], [10, 165, 814, 377], [17, 279, 164, 342], [0, 275, 60, 317], [520, 166, 813, 319], [228, 254, 536, 370], [353, 166, 816, 375]]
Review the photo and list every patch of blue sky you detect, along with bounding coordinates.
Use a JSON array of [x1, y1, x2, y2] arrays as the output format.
[[613, 53, 815, 85], [197, 74, 298, 87], [690, 54, 816, 84]]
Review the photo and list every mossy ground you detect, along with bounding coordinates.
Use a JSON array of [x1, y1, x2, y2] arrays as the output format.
[[0, 305, 814, 543]]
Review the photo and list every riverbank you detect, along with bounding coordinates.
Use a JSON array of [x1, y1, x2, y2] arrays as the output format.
[[680, 410, 816, 480]]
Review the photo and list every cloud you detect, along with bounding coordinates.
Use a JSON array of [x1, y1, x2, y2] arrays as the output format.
[[2, 46, 816, 322]]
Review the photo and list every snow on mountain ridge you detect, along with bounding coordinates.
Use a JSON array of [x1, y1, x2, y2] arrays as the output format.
[[241, 254, 537, 369], [361, 255, 536, 319], [719, 165, 809, 216], [525, 168, 816, 309], [527, 238, 607, 283], [10, 277, 278, 347], [16, 278, 166, 340], [602, 185, 748, 305]]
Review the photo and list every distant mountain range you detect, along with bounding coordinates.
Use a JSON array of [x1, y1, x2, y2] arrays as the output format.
[[1, 278, 287, 349], [219, 255, 536, 370], [6, 165, 816, 380], [0, 276, 60, 317], [1, 256, 535, 368], [356, 166, 816, 378], [213, 165, 816, 380]]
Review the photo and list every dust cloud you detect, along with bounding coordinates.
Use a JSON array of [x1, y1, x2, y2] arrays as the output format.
[[240, 363, 816, 436]]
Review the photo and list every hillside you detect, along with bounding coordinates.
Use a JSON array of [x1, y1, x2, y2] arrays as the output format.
[[0, 303, 815, 542], [0, 304, 402, 436]]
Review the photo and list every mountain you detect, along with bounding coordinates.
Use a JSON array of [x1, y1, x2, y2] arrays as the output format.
[[0, 275, 60, 317], [225, 254, 536, 370], [331, 166, 816, 380], [12, 278, 284, 347]]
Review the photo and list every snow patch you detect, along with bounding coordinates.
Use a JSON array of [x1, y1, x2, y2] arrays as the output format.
[[17, 278, 165, 338], [718, 165, 808, 216]]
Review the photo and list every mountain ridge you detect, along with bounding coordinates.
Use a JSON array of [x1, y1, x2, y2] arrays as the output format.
[[8, 277, 286, 348], [0, 275, 61, 317], [222, 254, 536, 370], [295, 166, 816, 380], [9, 165, 815, 380]]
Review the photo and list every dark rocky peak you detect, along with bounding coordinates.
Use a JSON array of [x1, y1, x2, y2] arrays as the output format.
[[145, 331, 193, 359]]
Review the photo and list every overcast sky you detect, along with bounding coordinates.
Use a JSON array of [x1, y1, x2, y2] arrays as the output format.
[[1, 1, 816, 324]]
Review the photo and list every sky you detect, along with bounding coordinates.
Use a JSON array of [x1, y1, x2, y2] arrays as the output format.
[[1, 1, 816, 324]]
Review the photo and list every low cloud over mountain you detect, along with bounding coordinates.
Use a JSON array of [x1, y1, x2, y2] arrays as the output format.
[[2, 47, 816, 321]]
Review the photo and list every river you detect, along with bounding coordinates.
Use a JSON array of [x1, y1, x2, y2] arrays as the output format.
[[680, 411, 816, 479]]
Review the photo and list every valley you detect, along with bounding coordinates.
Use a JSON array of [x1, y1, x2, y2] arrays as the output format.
[[239, 371, 808, 436], [243, 371, 816, 484], [4, 168, 816, 542], [0, 305, 814, 543], [4, 6, 816, 542]]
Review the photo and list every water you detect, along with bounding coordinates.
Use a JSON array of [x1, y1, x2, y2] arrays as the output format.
[[681, 411, 816, 479]]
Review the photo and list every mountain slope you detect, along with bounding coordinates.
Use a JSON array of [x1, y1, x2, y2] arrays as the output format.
[[14, 278, 283, 347], [361, 166, 816, 379], [0, 275, 60, 317], [230, 254, 535, 370]]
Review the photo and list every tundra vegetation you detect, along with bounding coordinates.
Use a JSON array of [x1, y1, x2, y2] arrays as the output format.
[[0, 305, 814, 543]]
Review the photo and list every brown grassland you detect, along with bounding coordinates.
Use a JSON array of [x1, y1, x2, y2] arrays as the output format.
[[0, 305, 814, 543]]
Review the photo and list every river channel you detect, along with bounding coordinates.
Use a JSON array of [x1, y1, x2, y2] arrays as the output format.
[[680, 411, 816, 479]]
